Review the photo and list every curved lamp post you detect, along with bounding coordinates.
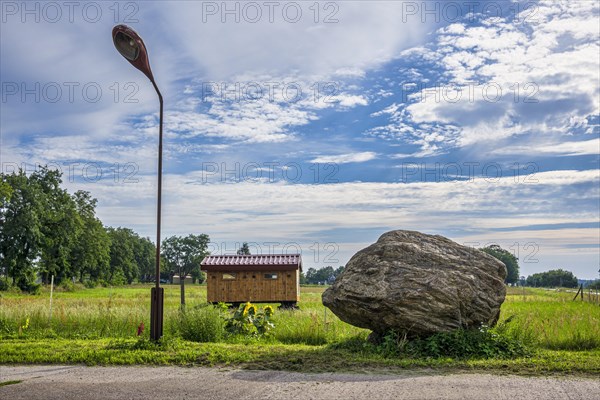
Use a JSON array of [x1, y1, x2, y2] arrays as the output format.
[[112, 24, 164, 341]]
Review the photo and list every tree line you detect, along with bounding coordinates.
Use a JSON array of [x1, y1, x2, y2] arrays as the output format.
[[1, 168, 587, 294], [477, 245, 586, 288], [0, 168, 209, 295], [524, 269, 579, 288], [301, 266, 345, 285]]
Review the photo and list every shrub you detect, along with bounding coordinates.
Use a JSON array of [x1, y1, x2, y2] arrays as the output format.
[[407, 326, 529, 359], [375, 323, 530, 359], [177, 304, 226, 342], [13, 273, 40, 294], [0, 278, 9, 291], [110, 270, 126, 286], [332, 320, 530, 360], [83, 280, 97, 289], [18, 280, 40, 295], [59, 280, 76, 292], [0, 315, 13, 335]]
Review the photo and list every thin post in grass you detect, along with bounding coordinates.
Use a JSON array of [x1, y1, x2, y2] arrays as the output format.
[[48, 275, 54, 325], [572, 284, 583, 301]]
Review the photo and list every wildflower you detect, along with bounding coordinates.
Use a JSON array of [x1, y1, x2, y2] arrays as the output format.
[[264, 306, 274, 317], [21, 318, 30, 330], [137, 321, 145, 336]]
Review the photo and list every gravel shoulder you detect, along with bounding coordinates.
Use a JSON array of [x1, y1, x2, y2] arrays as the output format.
[[1, 365, 599, 400]]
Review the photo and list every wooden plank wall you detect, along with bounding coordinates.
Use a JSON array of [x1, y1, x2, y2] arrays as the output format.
[[207, 270, 299, 303]]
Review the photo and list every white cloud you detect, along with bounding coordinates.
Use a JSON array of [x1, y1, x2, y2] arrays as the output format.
[[492, 138, 600, 157], [158, 2, 434, 80], [162, 74, 370, 144], [165, 100, 313, 143], [333, 95, 369, 108], [334, 68, 366, 78], [310, 152, 377, 164], [91, 168, 599, 236], [2, 2, 428, 161], [64, 167, 597, 277], [370, 1, 600, 154]]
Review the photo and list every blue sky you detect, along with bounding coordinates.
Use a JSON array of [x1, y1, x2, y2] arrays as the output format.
[[1, 1, 599, 278]]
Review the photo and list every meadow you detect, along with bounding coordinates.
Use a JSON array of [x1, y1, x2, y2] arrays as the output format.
[[0, 285, 598, 375]]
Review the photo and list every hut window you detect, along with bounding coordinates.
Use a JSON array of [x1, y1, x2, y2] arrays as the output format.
[[222, 273, 236, 280], [264, 273, 278, 279]]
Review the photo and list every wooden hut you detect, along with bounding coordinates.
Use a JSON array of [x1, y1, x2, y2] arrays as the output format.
[[200, 254, 302, 307]]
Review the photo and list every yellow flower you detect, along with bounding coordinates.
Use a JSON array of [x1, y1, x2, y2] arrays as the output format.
[[264, 306, 274, 317], [242, 302, 252, 316], [21, 318, 29, 330]]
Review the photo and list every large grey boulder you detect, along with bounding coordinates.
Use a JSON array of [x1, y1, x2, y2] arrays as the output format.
[[322, 230, 507, 338]]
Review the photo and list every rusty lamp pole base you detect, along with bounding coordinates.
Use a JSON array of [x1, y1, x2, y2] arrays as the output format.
[[150, 287, 164, 340]]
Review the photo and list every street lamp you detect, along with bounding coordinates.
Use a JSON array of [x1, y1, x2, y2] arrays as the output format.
[[112, 24, 164, 341]]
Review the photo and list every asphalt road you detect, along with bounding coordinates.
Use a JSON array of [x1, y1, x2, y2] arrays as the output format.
[[1, 366, 598, 400]]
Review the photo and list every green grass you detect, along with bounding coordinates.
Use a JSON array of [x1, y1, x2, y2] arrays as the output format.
[[0, 284, 598, 376], [0, 380, 22, 387], [502, 287, 600, 350], [1, 338, 598, 376]]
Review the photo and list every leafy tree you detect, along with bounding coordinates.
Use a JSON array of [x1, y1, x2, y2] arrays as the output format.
[[133, 236, 156, 283], [34, 167, 81, 284], [162, 234, 210, 306], [480, 245, 519, 284], [305, 267, 317, 284], [0, 170, 44, 290], [69, 191, 111, 284], [526, 269, 578, 288], [237, 242, 251, 255], [0, 180, 13, 203], [0, 179, 12, 262], [588, 280, 600, 290], [191, 266, 207, 285], [299, 271, 307, 285], [305, 266, 344, 284], [318, 266, 333, 284], [1, 167, 169, 292], [334, 266, 345, 280], [106, 227, 138, 285]]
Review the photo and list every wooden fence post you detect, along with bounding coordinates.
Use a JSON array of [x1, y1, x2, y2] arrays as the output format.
[[572, 284, 584, 302], [48, 275, 54, 324]]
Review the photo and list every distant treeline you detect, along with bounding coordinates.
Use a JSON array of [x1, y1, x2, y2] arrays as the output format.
[[0, 168, 209, 293], [524, 269, 580, 288], [300, 266, 345, 285]]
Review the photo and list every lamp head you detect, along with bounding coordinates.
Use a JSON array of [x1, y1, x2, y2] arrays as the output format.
[[112, 24, 154, 82]]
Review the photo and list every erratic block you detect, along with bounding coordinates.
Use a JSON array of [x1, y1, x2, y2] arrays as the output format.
[[322, 230, 507, 338]]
